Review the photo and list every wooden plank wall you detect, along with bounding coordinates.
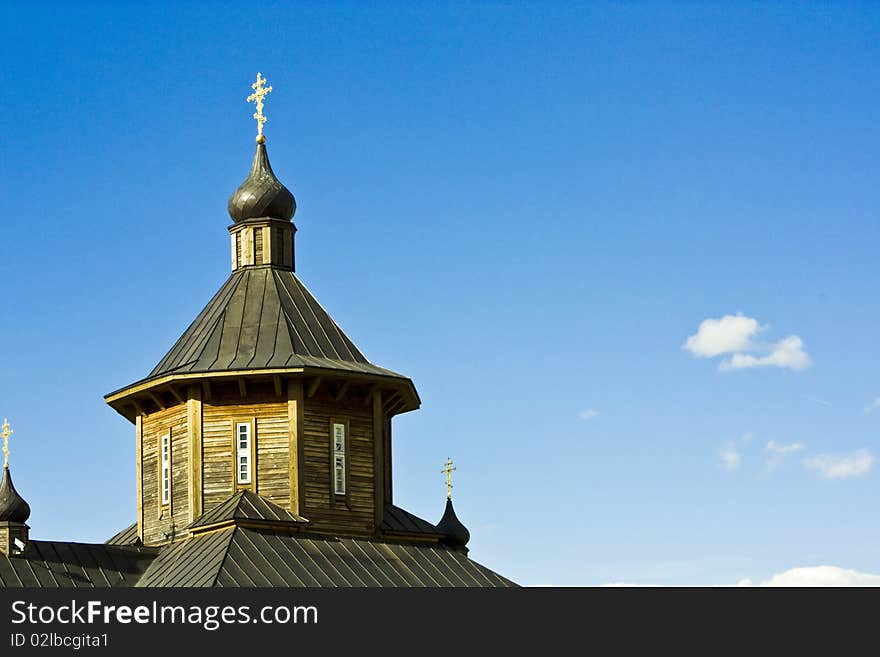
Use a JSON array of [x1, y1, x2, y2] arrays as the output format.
[[202, 399, 290, 512], [302, 397, 375, 535], [141, 403, 189, 546]]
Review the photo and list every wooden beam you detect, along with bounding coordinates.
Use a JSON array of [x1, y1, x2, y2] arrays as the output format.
[[287, 381, 305, 516], [362, 384, 379, 406], [187, 384, 203, 522], [202, 380, 212, 402], [168, 386, 186, 405], [388, 397, 407, 415], [383, 392, 401, 414], [334, 380, 351, 402], [238, 378, 247, 399], [148, 391, 167, 411], [372, 389, 384, 534], [132, 398, 146, 417], [273, 375, 283, 398], [135, 415, 144, 543], [306, 377, 322, 398]]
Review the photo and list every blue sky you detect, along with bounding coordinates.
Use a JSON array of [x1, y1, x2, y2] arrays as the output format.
[[1, 2, 879, 585]]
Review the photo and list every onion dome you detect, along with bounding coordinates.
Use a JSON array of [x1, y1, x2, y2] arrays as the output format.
[[227, 142, 296, 223], [0, 466, 30, 524], [436, 498, 470, 548]]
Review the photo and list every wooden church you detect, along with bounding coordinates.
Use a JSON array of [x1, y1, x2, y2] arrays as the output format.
[[0, 75, 514, 588]]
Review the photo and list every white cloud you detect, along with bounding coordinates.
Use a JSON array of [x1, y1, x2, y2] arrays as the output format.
[[864, 398, 880, 415], [683, 314, 761, 358], [765, 440, 805, 455], [720, 441, 741, 472], [763, 440, 805, 472], [747, 566, 880, 587], [600, 565, 880, 587], [684, 314, 811, 372], [804, 449, 873, 480], [719, 335, 811, 372], [579, 409, 599, 420]]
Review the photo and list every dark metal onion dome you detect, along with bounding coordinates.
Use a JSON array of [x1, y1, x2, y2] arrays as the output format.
[[227, 142, 296, 223], [0, 466, 30, 523], [436, 498, 470, 548]]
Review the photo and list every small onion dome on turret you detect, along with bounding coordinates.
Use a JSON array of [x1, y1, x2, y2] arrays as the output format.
[[436, 498, 470, 549], [227, 142, 296, 223], [0, 466, 30, 524]]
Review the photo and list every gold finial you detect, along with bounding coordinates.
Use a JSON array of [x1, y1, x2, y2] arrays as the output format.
[[1, 419, 12, 469], [442, 457, 456, 500], [247, 72, 273, 144]]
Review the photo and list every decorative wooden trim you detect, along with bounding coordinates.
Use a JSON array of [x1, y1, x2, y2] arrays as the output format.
[[187, 385, 203, 522], [135, 415, 144, 542], [287, 381, 304, 515], [372, 390, 384, 533]]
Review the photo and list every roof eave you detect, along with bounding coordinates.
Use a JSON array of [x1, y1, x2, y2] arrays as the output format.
[[105, 366, 420, 424]]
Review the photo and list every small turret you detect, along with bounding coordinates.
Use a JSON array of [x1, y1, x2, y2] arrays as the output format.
[[0, 420, 30, 556], [436, 458, 470, 552]]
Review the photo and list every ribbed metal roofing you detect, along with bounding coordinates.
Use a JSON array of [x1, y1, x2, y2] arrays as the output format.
[[0, 541, 156, 588], [105, 522, 140, 546], [381, 504, 443, 536], [136, 527, 515, 588], [187, 489, 308, 530], [147, 266, 405, 380]]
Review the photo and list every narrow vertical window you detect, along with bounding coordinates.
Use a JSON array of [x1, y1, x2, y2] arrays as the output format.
[[236, 422, 251, 484], [332, 422, 346, 496], [160, 433, 171, 506]]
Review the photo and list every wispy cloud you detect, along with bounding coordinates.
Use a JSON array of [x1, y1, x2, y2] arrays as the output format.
[[579, 409, 599, 420], [804, 449, 874, 480], [720, 441, 741, 472], [864, 397, 880, 415], [683, 314, 811, 372], [764, 440, 805, 472], [717, 433, 755, 472]]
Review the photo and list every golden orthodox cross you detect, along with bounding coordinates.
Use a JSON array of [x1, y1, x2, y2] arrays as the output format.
[[247, 72, 273, 143], [442, 458, 456, 500], [1, 419, 12, 468]]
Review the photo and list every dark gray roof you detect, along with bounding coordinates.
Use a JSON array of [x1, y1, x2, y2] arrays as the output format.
[[137, 527, 515, 588], [0, 541, 156, 588], [106, 522, 140, 546], [187, 489, 308, 530], [381, 504, 443, 536], [146, 266, 406, 381]]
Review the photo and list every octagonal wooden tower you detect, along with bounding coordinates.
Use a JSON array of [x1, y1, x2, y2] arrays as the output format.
[[105, 139, 420, 547]]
